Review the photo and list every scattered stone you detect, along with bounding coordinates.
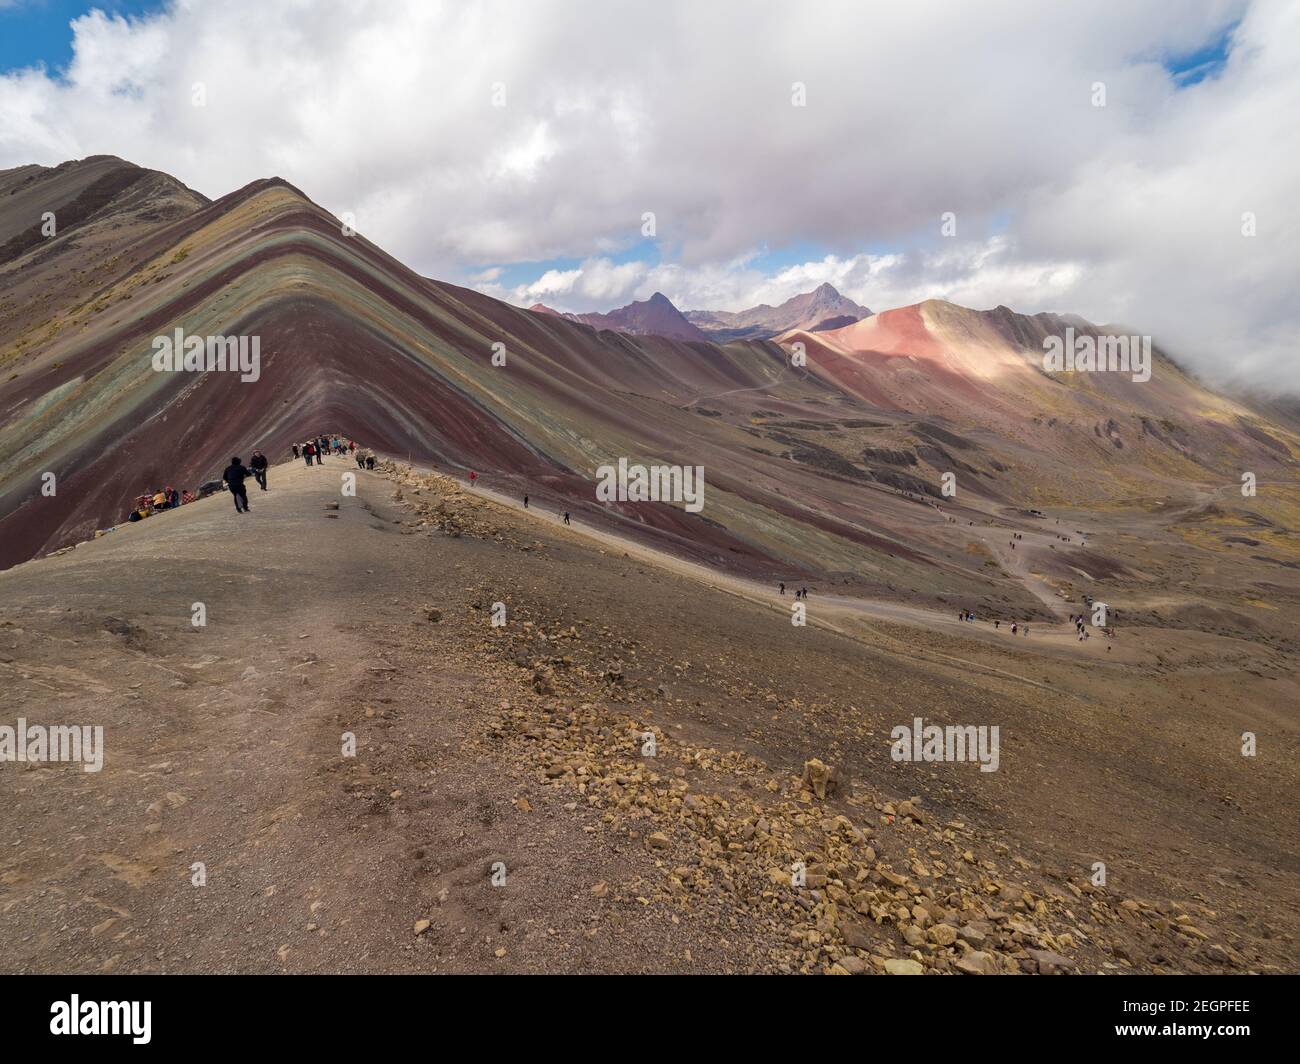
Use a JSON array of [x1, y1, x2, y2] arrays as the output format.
[[1026, 948, 1075, 975], [838, 955, 869, 975], [799, 758, 842, 799], [955, 951, 1000, 975], [929, 923, 959, 947], [839, 916, 873, 950], [532, 666, 556, 695], [1201, 943, 1237, 967]]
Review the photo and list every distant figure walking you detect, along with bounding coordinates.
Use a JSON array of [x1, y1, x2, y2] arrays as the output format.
[[469, 470, 478, 487], [356, 452, 365, 469], [250, 449, 268, 491], [223, 457, 253, 513], [365, 454, 376, 470], [779, 582, 785, 595], [523, 495, 529, 508], [303, 441, 316, 466], [562, 511, 571, 525], [292, 443, 300, 459]]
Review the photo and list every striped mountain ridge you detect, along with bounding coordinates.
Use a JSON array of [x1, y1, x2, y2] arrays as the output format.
[[1, 158, 1297, 609]]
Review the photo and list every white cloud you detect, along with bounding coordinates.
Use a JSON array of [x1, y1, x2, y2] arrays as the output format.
[[1, 0, 1296, 392], [486, 241, 1085, 323]]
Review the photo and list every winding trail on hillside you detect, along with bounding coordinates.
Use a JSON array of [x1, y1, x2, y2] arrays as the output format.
[[455, 471, 1144, 675], [683, 367, 792, 408]]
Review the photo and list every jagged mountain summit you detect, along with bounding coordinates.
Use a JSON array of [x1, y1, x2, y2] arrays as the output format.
[[528, 291, 708, 342], [686, 281, 873, 341], [528, 282, 871, 344]]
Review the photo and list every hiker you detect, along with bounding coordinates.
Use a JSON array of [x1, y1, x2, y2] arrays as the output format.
[[292, 443, 300, 460], [800, 587, 808, 599], [1011, 623, 1018, 635], [366, 454, 376, 470], [250, 449, 269, 491], [317, 435, 329, 460], [152, 489, 167, 510], [356, 452, 365, 469], [303, 441, 316, 466], [348, 439, 356, 453], [994, 620, 1000, 629], [780, 582, 786, 595], [563, 511, 571, 525], [523, 495, 529, 508], [223, 457, 253, 513], [469, 470, 479, 487]]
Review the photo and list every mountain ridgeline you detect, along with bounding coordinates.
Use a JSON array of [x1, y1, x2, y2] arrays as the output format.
[[1, 156, 1298, 608]]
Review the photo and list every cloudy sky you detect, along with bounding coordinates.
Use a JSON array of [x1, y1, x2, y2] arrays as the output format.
[[1, 0, 1296, 393]]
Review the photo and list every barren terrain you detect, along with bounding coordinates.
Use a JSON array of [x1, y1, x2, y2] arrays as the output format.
[[1, 458, 1294, 974]]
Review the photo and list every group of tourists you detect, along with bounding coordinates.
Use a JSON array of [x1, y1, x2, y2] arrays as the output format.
[[124, 485, 195, 523], [293, 434, 376, 469], [294, 434, 346, 465], [110, 435, 386, 531], [963, 611, 1031, 636]]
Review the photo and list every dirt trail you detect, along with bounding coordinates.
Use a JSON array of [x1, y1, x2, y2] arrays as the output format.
[[465, 477, 1154, 668], [1, 458, 1295, 975]]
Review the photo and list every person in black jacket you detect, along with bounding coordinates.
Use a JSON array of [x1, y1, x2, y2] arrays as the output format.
[[249, 449, 269, 490], [223, 457, 253, 513]]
